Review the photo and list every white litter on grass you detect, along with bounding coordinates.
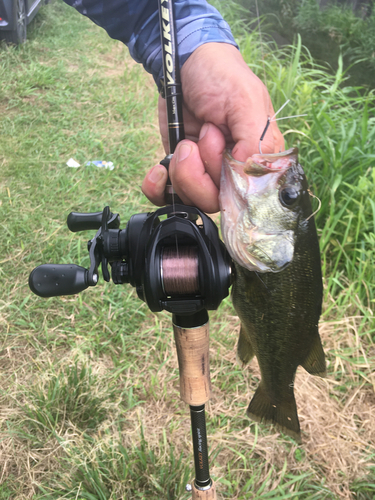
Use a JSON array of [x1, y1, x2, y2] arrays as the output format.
[[86, 161, 115, 171], [67, 158, 81, 168]]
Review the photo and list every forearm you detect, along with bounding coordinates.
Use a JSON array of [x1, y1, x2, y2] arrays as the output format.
[[62, 0, 238, 88]]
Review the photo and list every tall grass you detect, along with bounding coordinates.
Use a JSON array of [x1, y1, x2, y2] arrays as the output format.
[[294, 0, 375, 73]]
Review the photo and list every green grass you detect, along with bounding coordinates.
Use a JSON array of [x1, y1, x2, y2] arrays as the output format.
[[1, 1, 375, 499]]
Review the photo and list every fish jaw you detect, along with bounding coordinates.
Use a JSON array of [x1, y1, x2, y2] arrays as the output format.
[[219, 148, 299, 273]]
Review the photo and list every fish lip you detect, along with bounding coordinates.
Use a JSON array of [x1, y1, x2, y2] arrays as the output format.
[[251, 147, 299, 163], [223, 147, 299, 176]]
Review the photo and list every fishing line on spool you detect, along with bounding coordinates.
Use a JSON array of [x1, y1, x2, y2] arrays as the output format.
[[161, 245, 200, 296]]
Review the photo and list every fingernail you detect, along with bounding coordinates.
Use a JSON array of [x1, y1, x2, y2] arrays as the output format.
[[199, 123, 210, 140], [176, 143, 191, 163], [149, 165, 165, 184]]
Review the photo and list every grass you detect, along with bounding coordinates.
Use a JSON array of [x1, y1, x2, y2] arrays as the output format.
[[1, 1, 375, 499]]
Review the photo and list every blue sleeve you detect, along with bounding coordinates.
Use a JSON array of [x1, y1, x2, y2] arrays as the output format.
[[62, 0, 238, 89]]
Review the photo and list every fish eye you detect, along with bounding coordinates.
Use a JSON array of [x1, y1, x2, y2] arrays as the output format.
[[279, 186, 300, 207]]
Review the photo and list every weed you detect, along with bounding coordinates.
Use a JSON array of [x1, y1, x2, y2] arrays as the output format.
[[23, 360, 114, 435]]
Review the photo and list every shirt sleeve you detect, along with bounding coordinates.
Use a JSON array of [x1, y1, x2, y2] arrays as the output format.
[[62, 0, 238, 89]]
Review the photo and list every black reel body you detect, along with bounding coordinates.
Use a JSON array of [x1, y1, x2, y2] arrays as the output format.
[[29, 205, 232, 315]]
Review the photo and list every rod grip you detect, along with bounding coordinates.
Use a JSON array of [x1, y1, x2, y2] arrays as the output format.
[[173, 319, 212, 406], [192, 481, 217, 499]]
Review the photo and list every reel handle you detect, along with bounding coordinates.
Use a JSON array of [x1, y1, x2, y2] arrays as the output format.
[[29, 264, 91, 297], [67, 210, 120, 232]]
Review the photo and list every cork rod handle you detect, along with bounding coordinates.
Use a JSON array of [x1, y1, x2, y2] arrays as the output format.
[[173, 321, 211, 406], [192, 481, 217, 499]]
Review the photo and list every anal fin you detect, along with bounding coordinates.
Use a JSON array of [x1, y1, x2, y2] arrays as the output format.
[[301, 334, 326, 377]]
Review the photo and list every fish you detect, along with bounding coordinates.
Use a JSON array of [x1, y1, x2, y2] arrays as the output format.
[[219, 147, 326, 442]]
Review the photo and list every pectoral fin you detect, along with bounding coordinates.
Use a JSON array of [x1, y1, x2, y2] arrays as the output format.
[[301, 334, 326, 377], [237, 325, 255, 366]]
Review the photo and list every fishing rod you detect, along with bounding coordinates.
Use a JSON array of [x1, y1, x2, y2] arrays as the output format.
[[29, 1, 231, 497], [158, 0, 184, 206], [159, 7, 223, 497], [158, 1, 219, 496]]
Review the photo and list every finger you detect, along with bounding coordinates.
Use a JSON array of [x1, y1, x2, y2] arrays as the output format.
[[170, 140, 220, 213], [141, 164, 168, 206], [262, 101, 285, 153], [228, 71, 284, 160], [197, 123, 226, 188], [231, 111, 285, 159], [230, 108, 274, 161]]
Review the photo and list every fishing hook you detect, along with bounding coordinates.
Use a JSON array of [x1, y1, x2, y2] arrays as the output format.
[[258, 98, 307, 154], [258, 117, 271, 154]]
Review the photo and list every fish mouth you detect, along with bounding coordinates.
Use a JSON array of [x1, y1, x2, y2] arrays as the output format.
[[219, 148, 298, 273], [249, 147, 299, 164], [223, 147, 299, 176]]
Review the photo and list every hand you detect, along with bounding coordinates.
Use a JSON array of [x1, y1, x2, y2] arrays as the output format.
[[142, 43, 284, 213]]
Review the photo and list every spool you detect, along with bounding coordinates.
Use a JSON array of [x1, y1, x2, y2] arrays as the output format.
[[161, 246, 199, 296]]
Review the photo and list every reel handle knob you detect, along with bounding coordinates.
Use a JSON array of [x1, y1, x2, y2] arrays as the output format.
[[67, 211, 104, 232], [29, 264, 90, 297], [67, 209, 120, 232]]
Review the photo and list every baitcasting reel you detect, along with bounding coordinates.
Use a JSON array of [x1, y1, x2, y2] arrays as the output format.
[[29, 204, 233, 315]]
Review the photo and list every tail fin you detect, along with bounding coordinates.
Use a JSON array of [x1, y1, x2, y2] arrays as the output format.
[[247, 382, 301, 443]]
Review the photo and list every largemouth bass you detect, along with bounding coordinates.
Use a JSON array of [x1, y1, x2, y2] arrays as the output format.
[[219, 147, 326, 442]]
